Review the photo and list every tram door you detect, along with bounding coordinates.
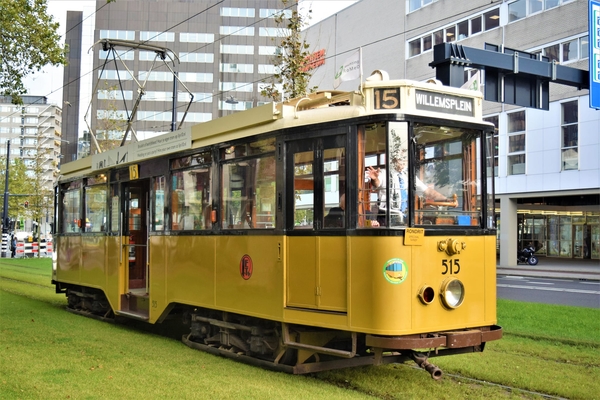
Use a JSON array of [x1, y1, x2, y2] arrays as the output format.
[[286, 134, 347, 312], [123, 180, 149, 292]]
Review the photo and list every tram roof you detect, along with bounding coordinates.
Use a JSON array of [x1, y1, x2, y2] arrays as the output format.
[[58, 78, 485, 180]]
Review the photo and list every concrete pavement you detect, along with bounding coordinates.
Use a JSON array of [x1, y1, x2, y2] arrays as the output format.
[[497, 257, 600, 281]]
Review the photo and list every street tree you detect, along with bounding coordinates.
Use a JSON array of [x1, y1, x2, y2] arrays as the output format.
[[0, 157, 35, 224], [0, 0, 67, 103], [261, 0, 317, 102]]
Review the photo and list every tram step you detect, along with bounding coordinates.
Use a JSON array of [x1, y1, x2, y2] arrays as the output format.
[[116, 310, 149, 321], [121, 293, 149, 315]]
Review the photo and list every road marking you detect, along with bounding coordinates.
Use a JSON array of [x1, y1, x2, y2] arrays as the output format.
[[497, 284, 600, 294], [527, 281, 554, 285]]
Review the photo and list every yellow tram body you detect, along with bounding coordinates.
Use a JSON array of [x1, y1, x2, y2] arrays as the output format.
[[53, 76, 501, 376]]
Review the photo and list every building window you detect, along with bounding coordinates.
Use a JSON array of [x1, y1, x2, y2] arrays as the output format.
[[140, 31, 174, 42], [99, 49, 134, 60], [220, 26, 255, 36], [409, 39, 421, 57], [407, 8, 499, 58], [530, 35, 589, 63], [471, 16, 482, 34], [179, 52, 214, 63], [221, 44, 254, 55], [98, 70, 133, 80], [260, 9, 292, 18], [484, 9, 500, 30], [99, 30, 134, 40], [507, 110, 526, 175], [260, 27, 287, 37], [180, 33, 214, 43], [221, 7, 255, 17], [508, 0, 573, 23], [508, 0, 527, 22], [259, 46, 278, 56], [408, 0, 436, 13], [180, 72, 213, 83], [561, 100, 578, 170], [219, 82, 253, 92], [220, 63, 254, 73], [484, 115, 499, 177]]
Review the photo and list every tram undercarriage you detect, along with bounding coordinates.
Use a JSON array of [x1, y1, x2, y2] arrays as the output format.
[[59, 284, 501, 379]]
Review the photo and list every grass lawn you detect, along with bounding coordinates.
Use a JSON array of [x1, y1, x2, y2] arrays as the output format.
[[1, 258, 599, 399]]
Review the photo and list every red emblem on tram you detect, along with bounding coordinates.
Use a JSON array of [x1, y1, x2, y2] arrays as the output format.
[[240, 254, 253, 280]]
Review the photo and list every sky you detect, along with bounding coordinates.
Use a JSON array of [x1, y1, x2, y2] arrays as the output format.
[[299, 1, 358, 26], [24, 0, 359, 106]]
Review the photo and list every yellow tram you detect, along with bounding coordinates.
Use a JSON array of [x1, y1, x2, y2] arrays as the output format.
[[53, 73, 502, 378]]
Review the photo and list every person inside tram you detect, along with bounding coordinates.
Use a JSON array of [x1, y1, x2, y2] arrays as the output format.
[[367, 152, 450, 226], [324, 194, 345, 228]]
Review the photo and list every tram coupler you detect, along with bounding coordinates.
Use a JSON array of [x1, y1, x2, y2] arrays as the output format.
[[410, 352, 443, 380]]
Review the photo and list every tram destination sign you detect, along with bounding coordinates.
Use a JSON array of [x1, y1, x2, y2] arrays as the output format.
[[92, 127, 192, 171], [415, 90, 474, 117]]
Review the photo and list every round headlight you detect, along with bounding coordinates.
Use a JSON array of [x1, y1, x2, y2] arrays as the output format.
[[440, 278, 464, 309]]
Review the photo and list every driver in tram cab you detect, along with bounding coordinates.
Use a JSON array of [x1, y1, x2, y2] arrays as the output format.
[[367, 151, 450, 226]]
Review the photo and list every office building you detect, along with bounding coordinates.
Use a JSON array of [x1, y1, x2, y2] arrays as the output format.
[[62, 0, 289, 160], [303, 0, 599, 263]]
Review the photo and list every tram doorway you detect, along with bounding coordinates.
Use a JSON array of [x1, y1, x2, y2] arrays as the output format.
[[123, 179, 149, 292], [285, 134, 347, 312]]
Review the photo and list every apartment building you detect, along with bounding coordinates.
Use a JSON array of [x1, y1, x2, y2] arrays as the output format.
[[0, 95, 63, 192], [303, 0, 599, 264]]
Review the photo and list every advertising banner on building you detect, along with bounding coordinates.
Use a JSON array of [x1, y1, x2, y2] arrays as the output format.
[[334, 49, 362, 89]]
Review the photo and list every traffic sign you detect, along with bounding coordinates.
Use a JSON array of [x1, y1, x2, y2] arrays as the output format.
[[591, 0, 600, 109]]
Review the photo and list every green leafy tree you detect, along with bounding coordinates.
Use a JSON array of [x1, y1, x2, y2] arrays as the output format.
[[261, 0, 317, 102], [0, 157, 35, 221], [0, 0, 68, 103]]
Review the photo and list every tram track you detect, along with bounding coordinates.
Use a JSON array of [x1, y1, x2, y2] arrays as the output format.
[[441, 371, 569, 400]]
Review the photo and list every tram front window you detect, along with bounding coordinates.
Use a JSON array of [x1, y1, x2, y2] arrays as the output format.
[[413, 123, 481, 226], [358, 121, 483, 228]]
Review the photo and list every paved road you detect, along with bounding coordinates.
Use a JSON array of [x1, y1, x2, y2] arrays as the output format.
[[497, 275, 600, 308]]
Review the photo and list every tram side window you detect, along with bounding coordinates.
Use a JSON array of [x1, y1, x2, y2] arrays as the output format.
[[153, 176, 166, 231], [294, 151, 314, 228], [323, 147, 346, 229], [171, 167, 212, 231], [221, 141, 276, 229], [84, 184, 107, 232], [61, 186, 82, 233]]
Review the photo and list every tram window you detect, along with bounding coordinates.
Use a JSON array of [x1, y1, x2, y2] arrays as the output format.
[[357, 123, 388, 228], [61, 185, 82, 233], [221, 155, 276, 229], [293, 151, 314, 228], [413, 123, 481, 226], [171, 167, 212, 231], [323, 147, 345, 229], [153, 176, 166, 231], [84, 184, 107, 232]]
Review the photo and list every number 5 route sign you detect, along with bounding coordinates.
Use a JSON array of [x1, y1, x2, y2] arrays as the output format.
[[591, 0, 600, 109]]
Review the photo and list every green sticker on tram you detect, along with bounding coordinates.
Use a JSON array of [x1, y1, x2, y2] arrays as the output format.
[[383, 258, 408, 285]]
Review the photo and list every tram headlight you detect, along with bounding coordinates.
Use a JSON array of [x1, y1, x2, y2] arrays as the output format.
[[440, 278, 464, 309], [418, 285, 435, 305]]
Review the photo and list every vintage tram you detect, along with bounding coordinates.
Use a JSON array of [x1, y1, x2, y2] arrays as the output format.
[[53, 73, 502, 378]]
